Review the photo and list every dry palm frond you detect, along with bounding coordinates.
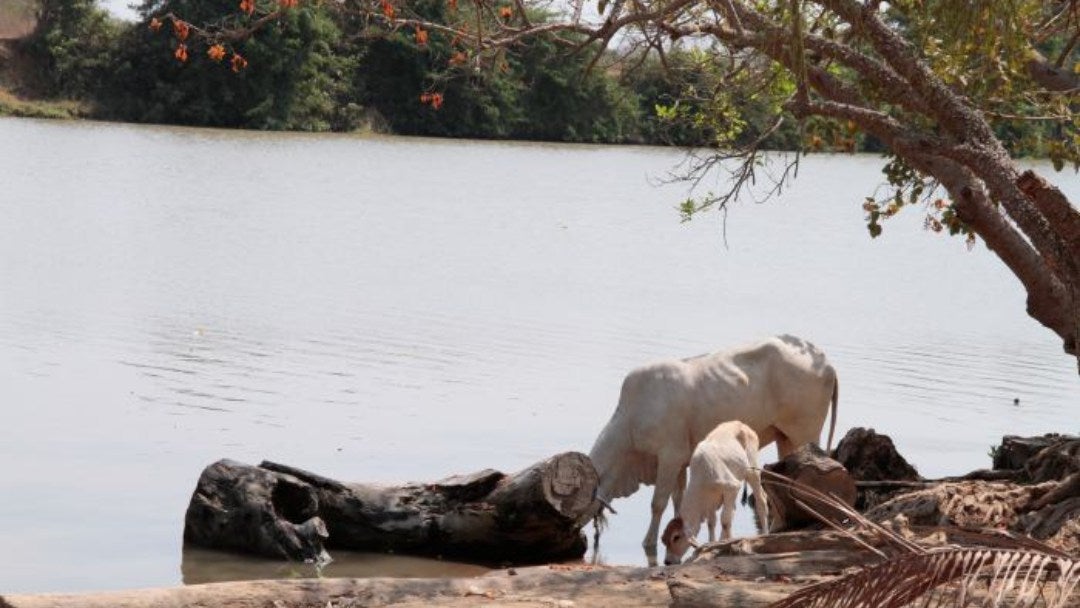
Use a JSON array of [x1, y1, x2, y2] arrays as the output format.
[[759, 468, 922, 554], [770, 547, 1079, 608], [760, 469, 1080, 608]]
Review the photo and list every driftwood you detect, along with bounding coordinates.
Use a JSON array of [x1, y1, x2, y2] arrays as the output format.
[[993, 434, 1077, 473], [832, 427, 921, 510], [865, 479, 1080, 555], [759, 444, 857, 532], [833, 427, 921, 482], [1010, 435, 1080, 483], [184, 452, 599, 565]]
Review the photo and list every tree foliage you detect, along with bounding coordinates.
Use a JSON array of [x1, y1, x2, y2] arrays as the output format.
[[96, 0, 352, 130], [19, 0, 120, 98]]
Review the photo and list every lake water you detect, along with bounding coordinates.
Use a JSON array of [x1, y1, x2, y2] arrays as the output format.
[[0, 117, 1076, 594]]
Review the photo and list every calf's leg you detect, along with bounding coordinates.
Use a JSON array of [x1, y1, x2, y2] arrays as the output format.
[[746, 468, 770, 534], [719, 487, 738, 541]]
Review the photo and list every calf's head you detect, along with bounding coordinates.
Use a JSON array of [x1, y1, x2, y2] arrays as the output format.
[[660, 517, 699, 565]]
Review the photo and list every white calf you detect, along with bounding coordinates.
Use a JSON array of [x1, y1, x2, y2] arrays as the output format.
[[659, 421, 769, 565]]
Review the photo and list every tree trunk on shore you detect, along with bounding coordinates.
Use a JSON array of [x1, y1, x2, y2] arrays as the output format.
[[759, 444, 857, 532], [831, 427, 922, 510], [184, 452, 599, 565], [993, 434, 1080, 483]]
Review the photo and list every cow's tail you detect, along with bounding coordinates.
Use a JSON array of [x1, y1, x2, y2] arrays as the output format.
[[826, 374, 839, 453], [590, 488, 615, 558]]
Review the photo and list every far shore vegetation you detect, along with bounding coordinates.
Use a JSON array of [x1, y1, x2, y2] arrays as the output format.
[[0, 0, 1065, 159]]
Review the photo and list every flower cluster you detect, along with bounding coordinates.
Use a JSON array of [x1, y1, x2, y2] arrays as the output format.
[[419, 92, 444, 109]]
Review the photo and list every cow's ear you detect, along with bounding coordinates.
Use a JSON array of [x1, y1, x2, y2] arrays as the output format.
[[687, 536, 701, 548]]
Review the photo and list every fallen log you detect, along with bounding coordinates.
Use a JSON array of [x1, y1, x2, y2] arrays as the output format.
[[1019, 436, 1080, 483], [829, 427, 926, 510], [832, 427, 921, 483], [992, 433, 1076, 473], [184, 452, 599, 565]]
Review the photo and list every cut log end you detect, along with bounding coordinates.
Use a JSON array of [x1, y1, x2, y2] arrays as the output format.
[[541, 452, 600, 522]]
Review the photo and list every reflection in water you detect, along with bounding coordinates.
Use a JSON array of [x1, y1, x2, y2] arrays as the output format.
[[0, 118, 1076, 594], [181, 546, 489, 585]]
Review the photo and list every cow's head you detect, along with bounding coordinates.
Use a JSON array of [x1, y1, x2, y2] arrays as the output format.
[[660, 517, 699, 565]]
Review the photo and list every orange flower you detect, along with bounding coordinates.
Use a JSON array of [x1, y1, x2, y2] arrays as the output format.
[[207, 44, 227, 62], [381, 0, 395, 18], [231, 53, 248, 72], [415, 26, 428, 45], [239, 0, 255, 15], [174, 43, 189, 63], [279, 0, 298, 6], [420, 92, 443, 109], [148, 17, 163, 32], [172, 19, 190, 41], [448, 0, 457, 9], [448, 50, 467, 66], [498, 6, 512, 19]]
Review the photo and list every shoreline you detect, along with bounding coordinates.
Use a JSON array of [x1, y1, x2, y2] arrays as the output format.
[[0, 558, 800, 608]]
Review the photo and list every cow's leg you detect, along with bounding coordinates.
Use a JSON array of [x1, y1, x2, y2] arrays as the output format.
[[757, 425, 778, 451], [719, 487, 738, 541], [671, 466, 687, 514], [706, 507, 717, 543], [775, 430, 796, 459], [642, 453, 681, 567]]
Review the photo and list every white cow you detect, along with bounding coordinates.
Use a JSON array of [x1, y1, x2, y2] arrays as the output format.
[[588, 334, 837, 565], [660, 421, 769, 565]]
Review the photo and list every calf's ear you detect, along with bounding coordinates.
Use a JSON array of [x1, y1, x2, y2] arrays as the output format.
[[687, 536, 701, 548]]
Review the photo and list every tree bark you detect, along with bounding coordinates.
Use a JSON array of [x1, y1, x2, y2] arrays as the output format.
[[992, 433, 1080, 482], [183, 459, 330, 563], [184, 452, 599, 565], [1025, 50, 1080, 94], [760, 444, 857, 531], [832, 427, 921, 482]]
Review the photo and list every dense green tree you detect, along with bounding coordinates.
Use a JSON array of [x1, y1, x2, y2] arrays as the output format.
[[511, 34, 641, 143], [99, 0, 350, 130], [20, 0, 121, 98], [347, 0, 524, 139]]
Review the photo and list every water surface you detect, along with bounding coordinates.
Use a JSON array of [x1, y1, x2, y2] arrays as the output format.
[[0, 117, 1076, 593]]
